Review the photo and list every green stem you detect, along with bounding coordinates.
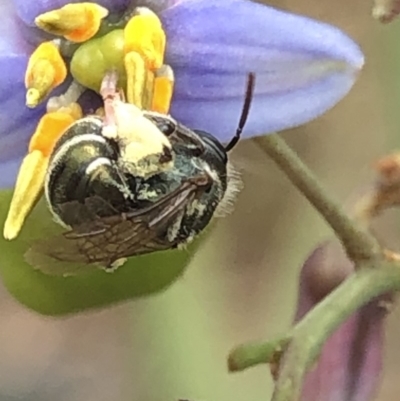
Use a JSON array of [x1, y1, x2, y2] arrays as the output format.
[[271, 260, 400, 401], [228, 260, 399, 375], [253, 135, 381, 261], [227, 135, 399, 400], [228, 337, 290, 372]]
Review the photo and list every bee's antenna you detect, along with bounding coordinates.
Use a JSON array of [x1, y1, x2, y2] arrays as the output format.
[[224, 72, 255, 152]]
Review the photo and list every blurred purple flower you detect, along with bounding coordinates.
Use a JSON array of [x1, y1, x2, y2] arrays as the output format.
[[2, 0, 364, 188], [297, 240, 388, 401]]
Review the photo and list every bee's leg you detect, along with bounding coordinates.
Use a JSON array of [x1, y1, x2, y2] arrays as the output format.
[[106, 258, 128, 272], [25, 41, 67, 108], [123, 7, 173, 113], [34, 3, 109, 43], [3, 104, 82, 240]]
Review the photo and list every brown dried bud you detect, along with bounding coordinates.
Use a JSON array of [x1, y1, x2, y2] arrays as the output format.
[[355, 152, 400, 220], [373, 0, 400, 23]]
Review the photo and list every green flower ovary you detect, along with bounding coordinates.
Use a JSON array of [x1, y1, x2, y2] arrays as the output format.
[[70, 29, 127, 93]]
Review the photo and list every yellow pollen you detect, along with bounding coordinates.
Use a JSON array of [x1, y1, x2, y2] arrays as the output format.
[[25, 41, 67, 108], [35, 3, 109, 43]]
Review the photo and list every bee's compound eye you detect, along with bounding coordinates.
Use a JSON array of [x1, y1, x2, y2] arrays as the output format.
[[194, 130, 228, 165], [144, 114, 176, 136], [158, 121, 176, 136]]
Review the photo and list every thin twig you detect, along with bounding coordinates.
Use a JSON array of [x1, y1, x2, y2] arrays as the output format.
[[271, 260, 400, 401], [253, 135, 381, 262], [228, 260, 400, 376], [227, 135, 398, 400], [228, 337, 290, 372]]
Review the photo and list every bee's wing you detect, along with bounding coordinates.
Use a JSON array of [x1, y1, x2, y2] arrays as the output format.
[[25, 179, 206, 276]]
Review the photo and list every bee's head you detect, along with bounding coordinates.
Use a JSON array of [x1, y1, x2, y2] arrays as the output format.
[[190, 73, 255, 168]]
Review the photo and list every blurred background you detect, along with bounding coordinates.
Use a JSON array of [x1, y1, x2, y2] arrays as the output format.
[[1, 0, 399, 400]]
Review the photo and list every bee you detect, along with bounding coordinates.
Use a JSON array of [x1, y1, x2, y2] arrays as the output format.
[[25, 73, 255, 275]]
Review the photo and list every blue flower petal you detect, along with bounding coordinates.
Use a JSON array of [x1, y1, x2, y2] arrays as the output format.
[[12, 0, 177, 25], [0, 0, 364, 188], [170, 68, 356, 142], [13, 0, 129, 25], [0, 159, 24, 188], [0, 2, 45, 185], [163, 0, 364, 141]]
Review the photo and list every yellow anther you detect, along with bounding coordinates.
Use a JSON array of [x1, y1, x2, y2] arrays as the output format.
[[122, 8, 173, 112], [4, 110, 78, 240], [25, 41, 67, 108], [28, 109, 79, 156], [4, 150, 48, 240], [124, 51, 147, 108], [143, 70, 155, 110], [151, 65, 174, 114], [124, 8, 166, 71], [35, 3, 109, 43]]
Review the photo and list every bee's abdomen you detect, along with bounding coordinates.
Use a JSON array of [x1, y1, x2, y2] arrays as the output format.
[[45, 117, 131, 227]]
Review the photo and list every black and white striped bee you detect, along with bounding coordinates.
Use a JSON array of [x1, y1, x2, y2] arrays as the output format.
[[25, 74, 255, 275]]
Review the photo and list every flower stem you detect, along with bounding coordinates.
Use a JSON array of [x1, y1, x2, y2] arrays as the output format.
[[227, 260, 400, 400], [228, 337, 290, 372], [253, 135, 381, 262], [229, 135, 398, 400], [271, 260, 400, 401]]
